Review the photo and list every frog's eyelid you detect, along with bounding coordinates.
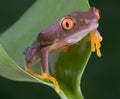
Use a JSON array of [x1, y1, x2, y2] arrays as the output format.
[[60, 16, 76, 24], [60, 16, 76, 28]]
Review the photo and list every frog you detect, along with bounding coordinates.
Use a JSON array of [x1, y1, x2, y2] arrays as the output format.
[[23, 7, 102, 93]]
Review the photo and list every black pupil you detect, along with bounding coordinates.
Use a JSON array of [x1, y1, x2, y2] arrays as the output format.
[[66, 22, 69, 28]]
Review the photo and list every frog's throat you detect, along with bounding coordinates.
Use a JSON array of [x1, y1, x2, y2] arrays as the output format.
[[90, 30, 102, 57]]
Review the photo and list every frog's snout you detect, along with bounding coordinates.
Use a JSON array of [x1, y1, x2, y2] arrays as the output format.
[[88, 7, 100, 20], [95, 8, 100, 20]]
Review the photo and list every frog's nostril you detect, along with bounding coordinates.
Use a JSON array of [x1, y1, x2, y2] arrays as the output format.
[[95, 8, 100, 20]]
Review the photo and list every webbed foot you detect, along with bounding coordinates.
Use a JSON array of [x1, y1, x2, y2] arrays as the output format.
[[26, 69, 60, 93], [90, 30, 102, 57]]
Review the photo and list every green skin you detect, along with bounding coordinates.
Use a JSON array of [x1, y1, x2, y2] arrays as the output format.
[[24, 7, 99, 74]]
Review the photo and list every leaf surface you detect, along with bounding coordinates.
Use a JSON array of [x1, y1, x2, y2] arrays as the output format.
[[0, 0, 90, 98]]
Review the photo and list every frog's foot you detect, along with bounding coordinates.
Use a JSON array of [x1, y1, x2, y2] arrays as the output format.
[[40, 73, 60, 93], [90, 30, 103, 57], [75, 42, 80, 46], [26, 69, 60, 93], [60, 46, 69, 53]]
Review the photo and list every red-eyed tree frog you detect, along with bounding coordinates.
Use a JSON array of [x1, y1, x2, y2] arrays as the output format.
[[23, 7, 102, 93]]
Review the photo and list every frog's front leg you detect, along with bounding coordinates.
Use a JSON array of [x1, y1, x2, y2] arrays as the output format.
[[38, 40, 68, 93], [40, 47, 60, 93], [89, 29, 103, 57]]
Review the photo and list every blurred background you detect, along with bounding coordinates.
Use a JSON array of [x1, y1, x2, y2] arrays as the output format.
[[0, 0, 120, 99]]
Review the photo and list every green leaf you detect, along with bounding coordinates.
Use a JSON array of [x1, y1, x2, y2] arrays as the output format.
[[0, 0, 90, 98]]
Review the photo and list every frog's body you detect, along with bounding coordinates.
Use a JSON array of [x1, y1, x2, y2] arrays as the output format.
[[24, 7, 102, 93]]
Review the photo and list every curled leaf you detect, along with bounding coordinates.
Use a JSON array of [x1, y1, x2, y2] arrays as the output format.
[[0, 0, 90, 98]]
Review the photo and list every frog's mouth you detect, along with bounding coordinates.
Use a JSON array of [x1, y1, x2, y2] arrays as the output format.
[[64, 23, 98, 44]]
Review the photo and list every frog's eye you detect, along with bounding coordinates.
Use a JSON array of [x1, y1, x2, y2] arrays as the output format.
[[61, 17, 75, 30], [95, 8, 100, 20]]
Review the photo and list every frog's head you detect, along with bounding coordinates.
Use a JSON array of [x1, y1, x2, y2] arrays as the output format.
[[60, 7, 100, 44]]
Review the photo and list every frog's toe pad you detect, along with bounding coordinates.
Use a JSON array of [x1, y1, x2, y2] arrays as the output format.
[[41, 73, 60, 93]]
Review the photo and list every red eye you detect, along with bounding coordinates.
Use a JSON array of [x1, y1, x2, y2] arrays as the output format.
[[61, 17, 75, 30], [95, 8, 100, 20]]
